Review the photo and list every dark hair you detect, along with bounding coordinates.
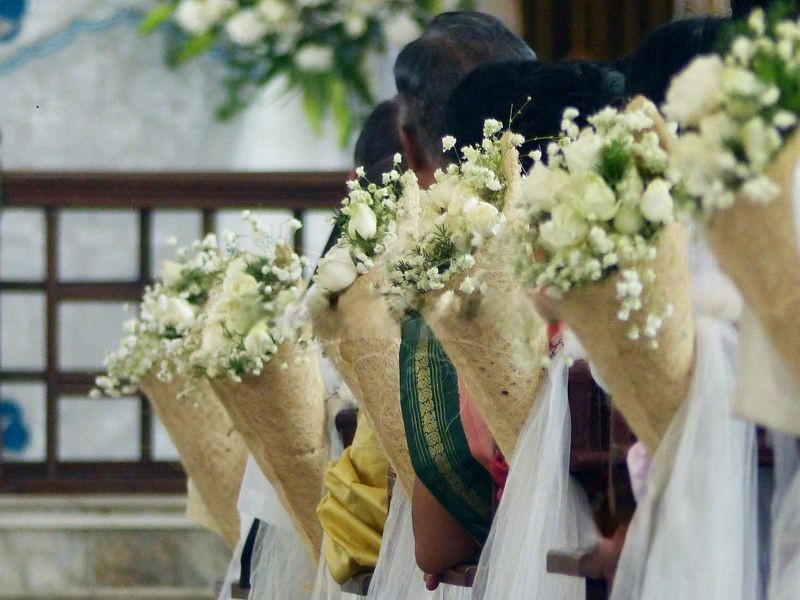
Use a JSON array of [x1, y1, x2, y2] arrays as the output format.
[[626, 17, 728, 107], [441, 60, 625, 163], [353, 99, 401, 178], [320, 100, 403, 258], [394, 11, 536, 166]]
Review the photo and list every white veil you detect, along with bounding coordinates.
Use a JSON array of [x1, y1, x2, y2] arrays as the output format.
[[471, 332, 596, 600], [769, 440, 800, 600], [611, 316, 759, 599]]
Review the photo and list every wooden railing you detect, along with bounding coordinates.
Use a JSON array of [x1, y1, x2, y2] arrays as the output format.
[[0, 171, 347, 494]]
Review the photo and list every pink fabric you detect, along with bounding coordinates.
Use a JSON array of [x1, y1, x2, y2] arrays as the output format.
[[458, 379, 496, 472], [626, 441, 653, 504], [489, 451, 509, 502]]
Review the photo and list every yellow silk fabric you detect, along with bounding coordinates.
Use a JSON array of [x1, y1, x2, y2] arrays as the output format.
[[317, 411, 390, 584]]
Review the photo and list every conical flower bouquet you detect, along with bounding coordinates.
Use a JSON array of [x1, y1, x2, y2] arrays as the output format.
[[390, 128, 549, 458], [190, 215, 329, 560], [664, 9, 800, 386], [96, 234, 246, 549], [662, 8, 800, 432], [312, 159, 421, 496], [509, 100, 696, 452], [208, 342, 328, 559], [324, 267, 416, 497], [139, 374, 246, 550]]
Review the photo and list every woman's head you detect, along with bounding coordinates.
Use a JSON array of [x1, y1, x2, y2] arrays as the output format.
[[440, 59, 625, 163], [626, 17, 727, 107]]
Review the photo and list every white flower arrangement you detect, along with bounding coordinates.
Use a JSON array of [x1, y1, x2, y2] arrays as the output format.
[[313, 154, 419, 298], [142, 0, 472, 143], [386, 119, 520, 309], [190, 213, 308, 380], [509, 103, 683, 347], [94, 234, 226, 397], [664, 7, 800, 214]]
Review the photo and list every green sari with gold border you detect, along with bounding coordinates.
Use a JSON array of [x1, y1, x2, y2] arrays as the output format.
[[399, 311, 493, 543]]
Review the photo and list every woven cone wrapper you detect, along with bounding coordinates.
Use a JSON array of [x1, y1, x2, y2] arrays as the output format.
[[425, 257, 548, 459], [705, 128, 800, 383], [209, 342, 328, 561], [139, 374, 246, 550], [551, 223, 695, 453], [329, 263, 416, 497], [423, 133, 549, 458]]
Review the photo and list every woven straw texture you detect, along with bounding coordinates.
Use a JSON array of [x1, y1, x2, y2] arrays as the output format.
[[314, 264, 416, 497], [210, 343, 328, 561], [705, 129, 800, 382], [553, 223, 696, 453], [425, 240, 549, 458], [139, 374, 246, 550]]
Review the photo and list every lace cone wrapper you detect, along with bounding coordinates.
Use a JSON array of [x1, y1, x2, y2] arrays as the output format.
[[209, 342, 328, 561], [139, 374, 247, 550], [424, 242, 549, 459], [323, 266, 416, 497], [705, 129, 800, 385], [552, 223, 695, 453]]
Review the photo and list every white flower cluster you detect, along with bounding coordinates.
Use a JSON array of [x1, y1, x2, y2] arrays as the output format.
[[664, 8, 800, 213], [94, 234, 226, 396], [191, 213, 308, 380], [386, 121, 520, 309], [314, 155, 419, 297], [510, 104, 681, 347], [154, 0, 467, 140]]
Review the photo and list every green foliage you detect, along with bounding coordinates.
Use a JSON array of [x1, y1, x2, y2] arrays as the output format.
[[597, 138, 632, 189], [140, 2, 178, 35]]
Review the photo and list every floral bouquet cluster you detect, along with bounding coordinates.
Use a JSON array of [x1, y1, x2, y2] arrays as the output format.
[[311, 162, 420, 495], [386, 122, 549, 457], [386, 120, 518, 308], [143, 0, 471, 143], [170, 214, 328, 560], [96, 234, 246, 550], [509, 100, 695, 452], [314, 154, 418, 299], [664, 6, 800, 386], [189, 213, 308, 379]]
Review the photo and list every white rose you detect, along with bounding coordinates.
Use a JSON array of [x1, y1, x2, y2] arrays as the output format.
[[613, 205, 644, 234], [565, 171, 618, 221], [159, 260, 184, 288], [562, 130, 602, 173], [316, 246, 357, 293], [225, 9, 268, 45], [347, 203, 378, 240], [222, 258, 260, 300], [639, 179, 675, 223], [162, 297, 196, 331], [174, 0, 214, 34], [201, 322, 228, 356], [520, 162, 569, 213], [384, 12, 422, 46], [669, 133, 724, 198], [662, 55, 724, 126], [295, 45, 334, 72], [539, 204, 589, 249], [741, 117, 781, 171], [344, 13, 367, 37], [464, 201, 500, 238], [243, 319, 275, 356], [258, 0, 290, 22]]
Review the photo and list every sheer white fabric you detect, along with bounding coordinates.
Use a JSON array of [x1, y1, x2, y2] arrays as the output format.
[[365, 485, 430, 600], [471, 332, 596, 600], [769, 437, 800, 600], [611, 317, 759, 600]]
